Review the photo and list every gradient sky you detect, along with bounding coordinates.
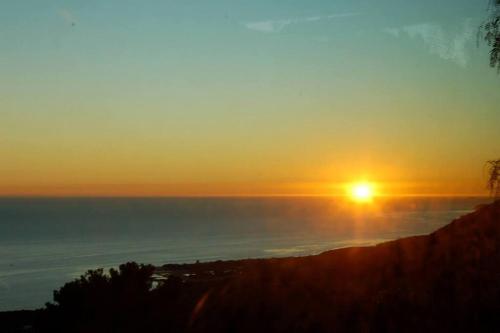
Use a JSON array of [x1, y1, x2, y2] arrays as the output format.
[[1, 0, 499, 196]]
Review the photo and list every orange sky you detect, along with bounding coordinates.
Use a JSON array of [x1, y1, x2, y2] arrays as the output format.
[[0, 178, 488, 198]]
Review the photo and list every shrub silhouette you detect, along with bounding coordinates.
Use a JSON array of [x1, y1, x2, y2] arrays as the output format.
[[486, 159, 500, 199], [43, 262, 157, 332], [480, 0, 500, 71]]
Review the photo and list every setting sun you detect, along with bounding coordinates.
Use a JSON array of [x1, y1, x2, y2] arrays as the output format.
[[349, 182, 375, 202]]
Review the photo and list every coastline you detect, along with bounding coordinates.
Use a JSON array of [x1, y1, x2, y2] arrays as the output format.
[[3, 201, 500, 332]]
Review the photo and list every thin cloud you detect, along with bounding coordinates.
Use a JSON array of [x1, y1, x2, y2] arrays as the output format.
[[58, 8, 77, 26], [244, 12, 361, 33], [383, 27, 400, 38], [384, 19, 475, 67], [245, 19, 293, 33]]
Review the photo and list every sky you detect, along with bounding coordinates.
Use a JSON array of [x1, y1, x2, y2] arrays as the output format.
[[1, 0, 499, 196]]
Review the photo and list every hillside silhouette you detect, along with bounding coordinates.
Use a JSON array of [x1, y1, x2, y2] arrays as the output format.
[[3, 201, 500, 332]]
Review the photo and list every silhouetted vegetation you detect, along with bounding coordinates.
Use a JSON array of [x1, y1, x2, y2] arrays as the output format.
[[480, 0, 500, 71], [3, 201, 500, 332], [486, 159, 500, 199]]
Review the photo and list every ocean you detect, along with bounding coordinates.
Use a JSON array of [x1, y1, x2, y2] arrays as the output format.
[[0, 196, 488, 311]]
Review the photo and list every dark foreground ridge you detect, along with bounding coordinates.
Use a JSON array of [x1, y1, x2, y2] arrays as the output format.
[[3, 201, 500, 332]]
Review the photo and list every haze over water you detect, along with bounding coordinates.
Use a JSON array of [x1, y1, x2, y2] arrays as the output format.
[[0, 196, 488, 310]]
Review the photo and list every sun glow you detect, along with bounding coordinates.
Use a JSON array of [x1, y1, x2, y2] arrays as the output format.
[[349, 182, 375, 202]]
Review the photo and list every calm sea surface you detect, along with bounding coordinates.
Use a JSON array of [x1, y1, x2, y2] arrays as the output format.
[[0, 196, 488, 310]]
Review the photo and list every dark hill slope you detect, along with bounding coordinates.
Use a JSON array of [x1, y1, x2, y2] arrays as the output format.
[[189, 201, 500, 332]]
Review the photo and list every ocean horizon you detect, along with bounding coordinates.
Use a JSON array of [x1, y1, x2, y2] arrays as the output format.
[[0, 196, 489, 311]]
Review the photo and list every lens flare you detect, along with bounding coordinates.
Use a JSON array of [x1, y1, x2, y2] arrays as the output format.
[[349, 182, 375, 202]]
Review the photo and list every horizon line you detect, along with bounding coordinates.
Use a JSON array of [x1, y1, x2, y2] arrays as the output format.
[[0, 193, 490, 199]]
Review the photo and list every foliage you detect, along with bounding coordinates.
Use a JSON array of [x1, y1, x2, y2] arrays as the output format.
[[486, 159, 500, 198], [43, 262, 159, 332], [480, 0, 500, 71]]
